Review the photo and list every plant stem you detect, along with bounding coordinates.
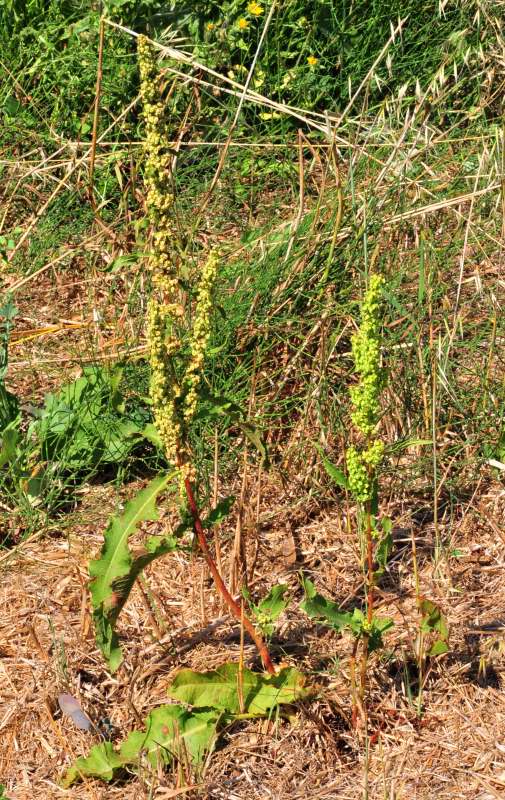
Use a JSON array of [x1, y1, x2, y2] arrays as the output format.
[[411, 528, 424, 716], [359, 498, 375, 706], [350, 636, 359, 727], [183, 475, 275, 675]]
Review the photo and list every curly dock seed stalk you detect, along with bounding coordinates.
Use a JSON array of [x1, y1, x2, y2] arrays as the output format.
[[137, 36, 274, 674], [138, 35, 182, 467], [346, 273, 386, 716]]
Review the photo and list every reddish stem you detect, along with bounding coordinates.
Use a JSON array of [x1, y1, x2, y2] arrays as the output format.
[[184, 476, 275, 675]]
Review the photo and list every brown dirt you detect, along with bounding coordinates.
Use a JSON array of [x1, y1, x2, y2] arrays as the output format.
[[2, 471, 505, 800]]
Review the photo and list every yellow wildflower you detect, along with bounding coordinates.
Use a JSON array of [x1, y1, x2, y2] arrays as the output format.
[[237, 17, 249, 30], [247, 1, 264, 16], [206, 22, 216, 31], [307, 55, 318, 67]]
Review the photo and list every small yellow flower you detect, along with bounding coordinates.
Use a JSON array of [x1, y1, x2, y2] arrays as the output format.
[[247, 2, 264, 16], [206, 22, 216, 31], [237, 17, 249, 29], [307, 55, 318, 67]]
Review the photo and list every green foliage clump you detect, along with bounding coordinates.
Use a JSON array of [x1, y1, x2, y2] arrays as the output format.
[[63, 664, 307, 786]]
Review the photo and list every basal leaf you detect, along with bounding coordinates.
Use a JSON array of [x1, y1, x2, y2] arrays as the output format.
[[0, 384, 19, 433], [167, 663, 308, 715], [119, 705, 219, 767], [248, 584, 289, 637], [89, 473, 176, 671], [62, 741, 125, 787], [62, 705, 219, 787], [0, 428, 19, 468], [367, 614, 394, 652], [419, 598, 449, 656], [419, 599, 448, 639]]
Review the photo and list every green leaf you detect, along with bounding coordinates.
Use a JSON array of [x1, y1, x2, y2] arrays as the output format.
[[315, 444, 349, 489], [0, 428, 20, 468], [366, 614, 394, 652], [0, 384, 19, 433], [428, 639, 449, 656], [202, 495, 235, 528], [120, 706, 218, 767], [62, 741, 124, 786], [300, 579, 393, 650], [138, 421, 164, 450], [89, 473, 176, 671], [167, 663, 308, 715], [300, 577, 353, 632], [374, 517, 393, 577], [248, 584, 289, 637], [256, 584, 289, 622], [419, 599, 449, 657], [3, 95, 22, 117], [419, 599, 448, 639], [62, 706, 219, 787]]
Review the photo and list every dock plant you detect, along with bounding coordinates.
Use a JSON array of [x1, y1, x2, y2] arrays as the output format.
[[301, 274, 393, 722], [345, 274, 392, 717], [88, 35, 275, 677]]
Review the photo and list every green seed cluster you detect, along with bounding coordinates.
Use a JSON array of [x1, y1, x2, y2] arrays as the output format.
[[349, 274, 385, 437], [138, 35, 181, 465], [346, 275, 385, 502], [138, 36, 218, 483], [183, 251, 219, 423]]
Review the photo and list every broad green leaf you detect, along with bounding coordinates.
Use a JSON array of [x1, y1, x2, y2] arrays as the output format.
[[62, 741, 124, 786], [119, 705, 218, 766], [419, 598, 449, 657], [257, 584, 289, 621], [366, 614, 394, 652], [300, 579, 393, 650], [62, 706, 219, 787], [89, 473, 176, 670], [167, 663, 308, 715], [138, 421, 164, 450], [300, 577, 353, 632]]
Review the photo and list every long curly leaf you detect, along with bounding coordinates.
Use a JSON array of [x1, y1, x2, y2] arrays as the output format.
[[89, 472, 176, 671]]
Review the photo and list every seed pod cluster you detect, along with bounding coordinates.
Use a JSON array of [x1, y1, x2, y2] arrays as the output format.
[[346, 274, 385, 502]]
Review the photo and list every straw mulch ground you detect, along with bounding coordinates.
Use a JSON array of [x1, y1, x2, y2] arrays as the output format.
[[1, 472, 505, 800]]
